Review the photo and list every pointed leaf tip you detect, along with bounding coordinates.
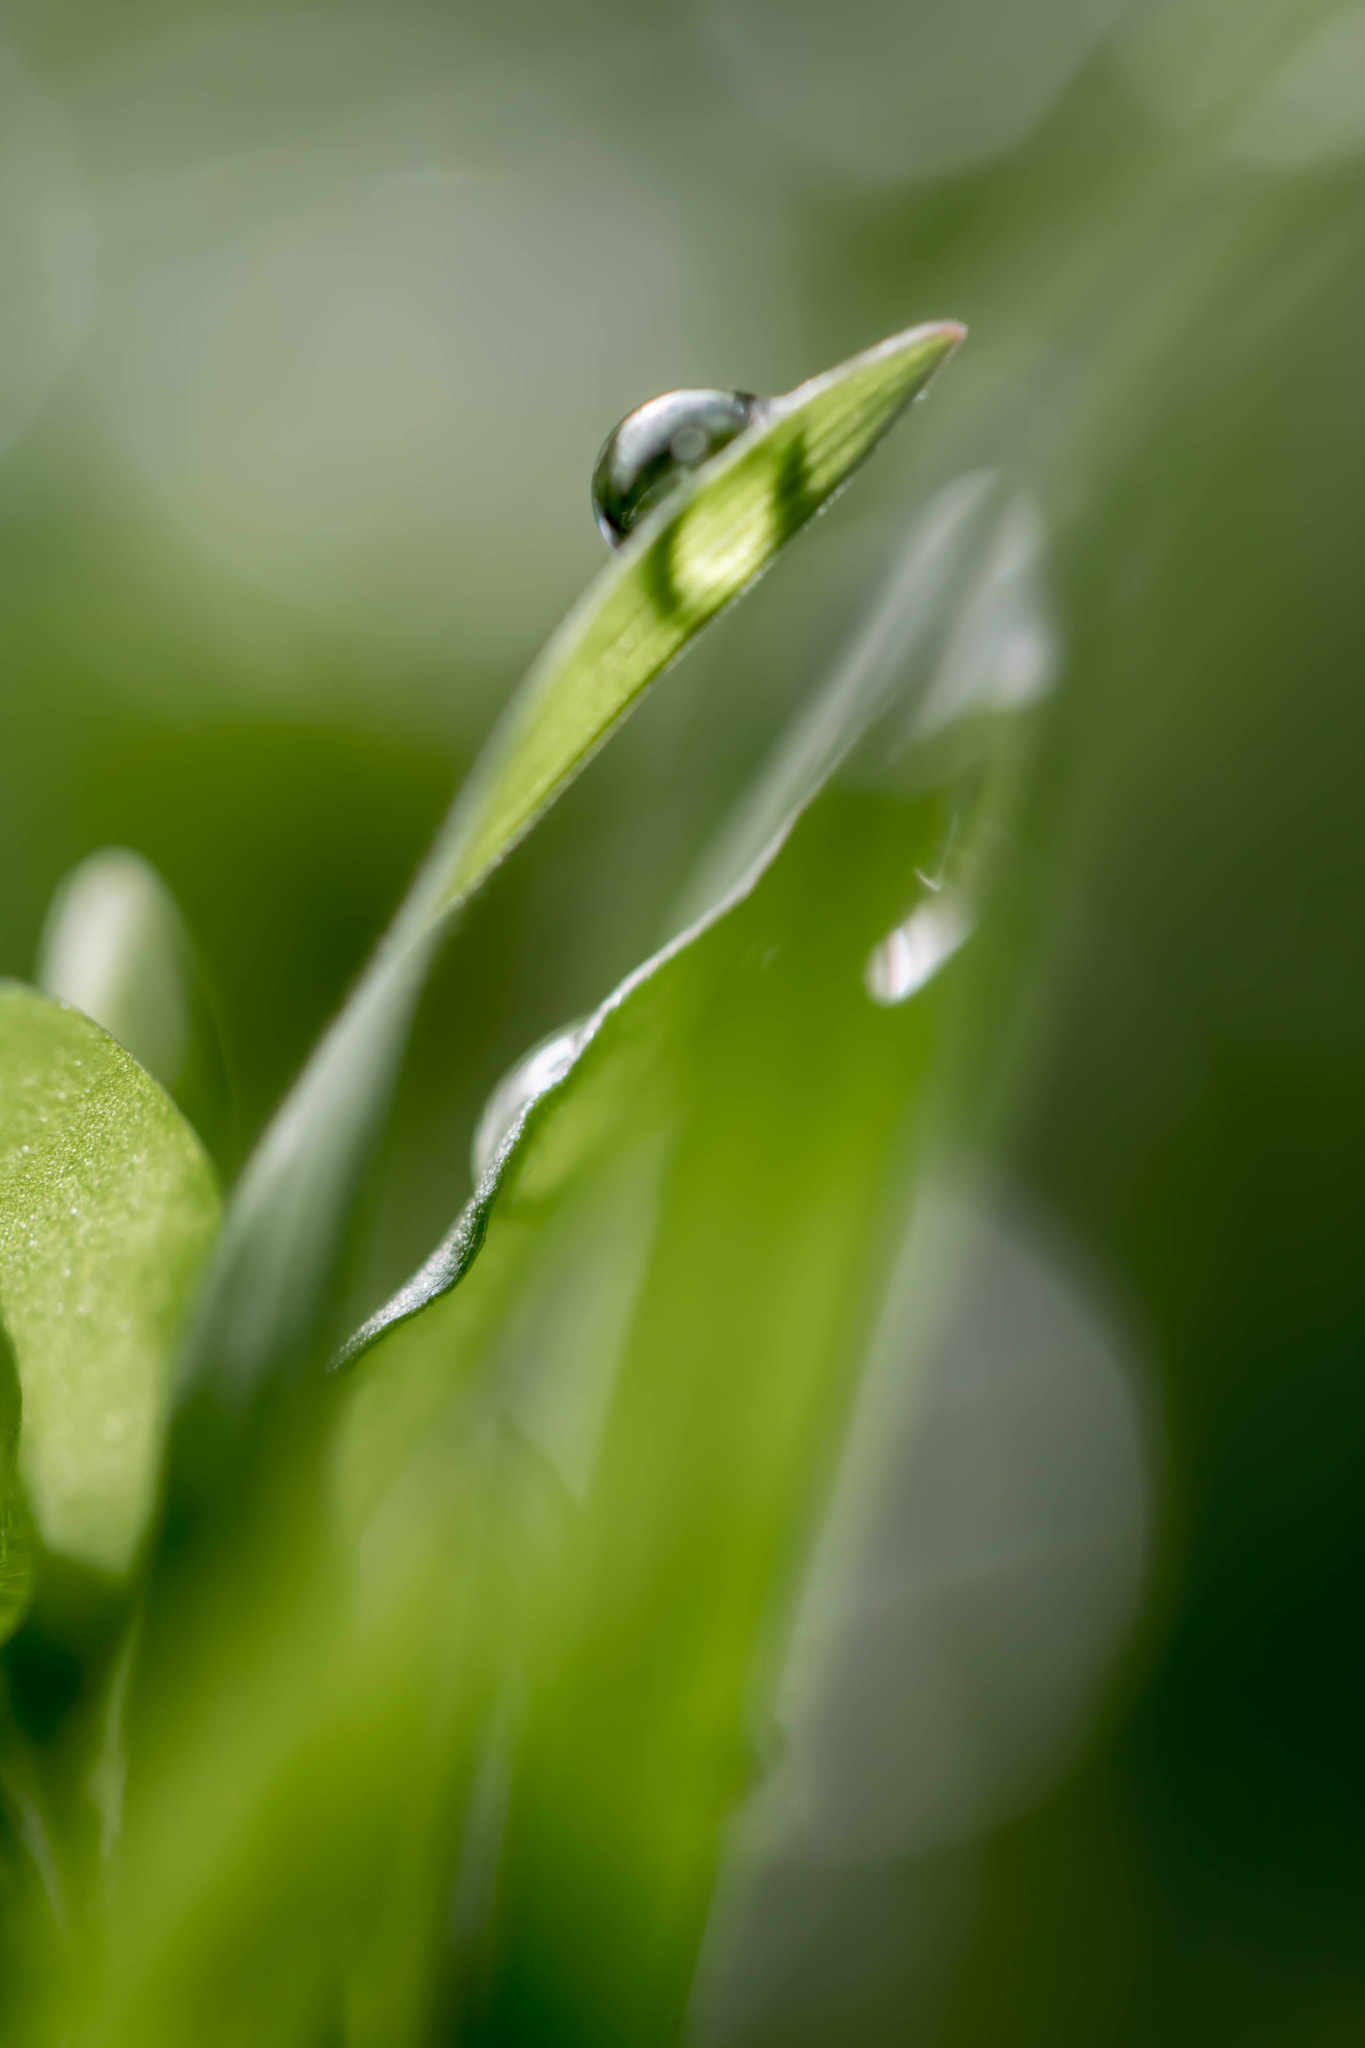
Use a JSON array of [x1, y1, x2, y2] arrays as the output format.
[[422, 318, 970, 920]]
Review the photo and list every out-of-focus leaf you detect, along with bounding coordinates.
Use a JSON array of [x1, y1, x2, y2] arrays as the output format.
[[36, 848, 231, 1164], [692, 1183, 1148, 2042], [76, 1332, 565, 2048], [171, 324, 965, 1468], [0, 985, 220, 1577], [0, 1662, 68, 2033], [460, 785, 954, 2048]]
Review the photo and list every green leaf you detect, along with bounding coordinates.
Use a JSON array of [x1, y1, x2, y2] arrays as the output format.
[[172, 322, 965, 1447], [0, 985, 221, 1577]]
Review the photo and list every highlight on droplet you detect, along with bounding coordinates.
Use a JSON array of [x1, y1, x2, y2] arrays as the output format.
[[864, 894, 975, 1006], [592, 389, 762, 546]]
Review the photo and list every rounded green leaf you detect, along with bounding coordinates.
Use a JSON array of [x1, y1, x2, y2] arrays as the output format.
[[0, 984, 221, 1577]]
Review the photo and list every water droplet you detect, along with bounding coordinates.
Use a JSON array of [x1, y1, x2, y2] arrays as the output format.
[[865, 896, 975, 1006], [592, 388, 762, 546], [470, 1023, 589, 1183]]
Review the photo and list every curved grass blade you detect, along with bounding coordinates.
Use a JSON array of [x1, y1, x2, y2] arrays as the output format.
[[174, 322, 965, 1442], [335, 470, 1009, 1370], [0, 985, 221, 1577]]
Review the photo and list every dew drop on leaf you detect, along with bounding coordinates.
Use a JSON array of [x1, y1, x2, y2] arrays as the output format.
[[591, 387, 762, 546]]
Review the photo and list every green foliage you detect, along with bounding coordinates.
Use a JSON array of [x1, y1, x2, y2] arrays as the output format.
[[102, 478, 1065, 2048], [0, 326, 1001, 2046], [2, 8, 1363, 2042]]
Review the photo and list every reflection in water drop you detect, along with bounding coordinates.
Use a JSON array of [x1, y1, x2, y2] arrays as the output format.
[[592, 388, 761, 546], [470, 1023, 588, 1183], [864, 895, 974, 1006]]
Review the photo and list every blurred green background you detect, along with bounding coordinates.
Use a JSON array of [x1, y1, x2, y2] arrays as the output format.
[[2, 0, 1365, 2040]]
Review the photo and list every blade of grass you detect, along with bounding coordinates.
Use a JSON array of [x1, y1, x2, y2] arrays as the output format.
[[171, 322, 965, 1477]]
